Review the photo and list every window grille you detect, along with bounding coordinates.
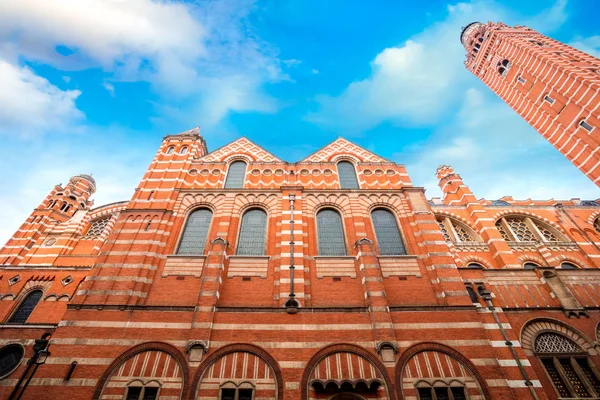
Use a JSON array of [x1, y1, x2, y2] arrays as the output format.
[[177, 209, 212, 255], [495, 221, 511, 241], [505, 218, 536, 241], [237, 209, 267, 256], [452, 223, 474, 242], [437, 220, 451, 241], [224, 161, 247, 189], [534, 333, 581, 353], [372, 209, 406, 255], [577, 358, 600, 394], [337, 161, 359, 189], [85, 217, 110, 238], [8, 290, 43, 324], [534, 223, 558, 241], [316, 209, 346, 256], [542, 358, 571, 398]]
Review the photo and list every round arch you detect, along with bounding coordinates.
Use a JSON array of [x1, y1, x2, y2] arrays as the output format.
[[189, 343, 283, 400], [395, 342, 491, 400], [300, 343, 395, 400], [92, 341, 189, 400], [520, 318, 597, 356]]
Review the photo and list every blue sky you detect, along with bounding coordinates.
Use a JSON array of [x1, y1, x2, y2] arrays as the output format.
[[0, 0, 599, 244]]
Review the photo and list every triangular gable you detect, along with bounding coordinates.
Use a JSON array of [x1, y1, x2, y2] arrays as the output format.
[[199, 137, 283, 163], [300, 137, 388, 163]]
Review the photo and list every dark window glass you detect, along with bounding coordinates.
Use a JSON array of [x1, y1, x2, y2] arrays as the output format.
[[434, 387, 450, 400], [372, 209, 406, 255], [467, 263, 483, 269], [417, 388, 433, 400], [8, 290, 43, 324], [238, 388, 253, 400], [451, 387, 467, 400], [561, 262, 578, 269], [225, 161, 247, 189], [337, 161, 359, 189], [560, 358, 590, 397], [317, 209, 346, 256], [466, 286, 478, 303], [237, 209, 267, 256], [125, 387, 142, 400], [221, 388, 236, 400], [524, 263, 538, 270], [542, 358, 571, 397], [142, 387, 158, 400], [491, 200, 511, 206], [0, 344, 24, 377], [576, 358, 600, 394], [177, 209, 213, 255]]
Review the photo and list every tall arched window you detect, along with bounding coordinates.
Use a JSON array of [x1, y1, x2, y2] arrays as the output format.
[[371, 209, 406, 255], [534, 332, 600, 398], [176, 209, 213, 255], [337, 161, 359, 189], [236, 209, 267, 256], [8, 290, 43, 324], [224, 161, 247, 189], [316, 209, 346, 256]]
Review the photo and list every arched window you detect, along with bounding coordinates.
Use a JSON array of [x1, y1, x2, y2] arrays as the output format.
[[337, 161, 359, 189], [124, 385, 159, 400], [236, 209, 267, 256], [495, 216, 564, 243], [561, 262, 579, 269], [466, 286, 478, 303], [534, 332, 600, 398], [371, 209, 406, 255], [84, 217, 110, 238], [224, 161, 247, 189], [8, 290, 43, 324], [467, 263, 484, 269], [490, 200, 511, 206], [581, 201, 599, 207], [180, 146, 188, 155], [316, 209, 346, 256], [524, 262, 539, 270], [166, 146, 175, 155], [436, 216, 480, 243], [177, 209, 213, 255], [594, 218, 600, 233], [0, 344, 24, 379]]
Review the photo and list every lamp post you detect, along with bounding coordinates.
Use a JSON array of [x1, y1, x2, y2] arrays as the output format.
[[8, 333, 51, 400]]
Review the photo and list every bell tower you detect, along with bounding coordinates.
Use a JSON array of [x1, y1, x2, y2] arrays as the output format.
[[0, 174, 96, 265], [461, 22, 600, 185]]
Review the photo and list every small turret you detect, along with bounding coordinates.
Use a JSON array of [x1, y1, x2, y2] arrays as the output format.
[[436, 165, 476, 206], [44, 174, 96, 217]]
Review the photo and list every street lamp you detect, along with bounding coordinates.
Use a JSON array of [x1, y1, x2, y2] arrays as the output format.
[[8, 333, 51, 400]]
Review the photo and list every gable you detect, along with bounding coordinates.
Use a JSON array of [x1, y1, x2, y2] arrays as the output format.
[[199, 137, 282, 163], [301, 137, 388, 163]]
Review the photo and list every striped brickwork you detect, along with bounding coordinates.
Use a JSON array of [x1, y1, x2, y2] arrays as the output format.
[[1, 132, 600, 399], [463, 22, 600, 185]]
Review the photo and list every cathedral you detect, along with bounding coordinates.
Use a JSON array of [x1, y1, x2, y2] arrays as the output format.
[[0, 21, 600, 400]]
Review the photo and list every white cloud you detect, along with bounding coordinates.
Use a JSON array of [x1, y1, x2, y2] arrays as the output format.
[[0, 60, 82, 136], [103, 82, 115, 97], [569, 36, 600, 58]]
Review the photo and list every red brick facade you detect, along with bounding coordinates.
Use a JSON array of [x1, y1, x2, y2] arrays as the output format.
[[462, 22, 600, 185], [2, 128, 600, 400]]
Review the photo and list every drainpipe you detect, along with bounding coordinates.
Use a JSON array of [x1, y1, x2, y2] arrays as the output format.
[[477, 285, 539, 400], [284, 194, 299, 313]]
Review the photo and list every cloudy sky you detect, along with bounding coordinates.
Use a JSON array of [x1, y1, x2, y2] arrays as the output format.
[[0, 0, 599, 244]]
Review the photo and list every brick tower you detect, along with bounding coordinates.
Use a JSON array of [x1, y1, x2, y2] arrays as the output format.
[[461, 22, 600, 185]]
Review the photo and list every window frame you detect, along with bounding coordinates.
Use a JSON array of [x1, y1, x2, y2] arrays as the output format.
[[0, 343, 25, 379], [436, 216, 481, 243], [166, 146, 175, 155], [123, 383, 161, 400], [371, 208, 407, 256], [579, 119, 594, 132], [180, 146, 188, 155], [7, 290, 43, 324], [495, 216, 565, 243], [235, 208, 268, 256], [315, 207, 348, 256], [336, 160, 360, 190], [219, 382, 255, 400], [415, 381, 469, 400], [175, 208, 214, 256], [224, 160, 248, 189], [534, 332, 600, 399], [543, 95, 555, 105]]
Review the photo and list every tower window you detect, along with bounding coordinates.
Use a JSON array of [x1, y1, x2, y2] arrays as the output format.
[[316, 209, 346, 256], [544, 95, 555, 105], [517, 76, 526, 84], [180, 146, 188, 155], [579, 119, 594, 132], [177, 208, 213, 255], [8, 290, 43, 324], [371, 209, 406, 255], [236, 209, 267, 256], [166, 146, 175, 155], [337, 161, 359, 189], [224, 161, 247, 189]]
